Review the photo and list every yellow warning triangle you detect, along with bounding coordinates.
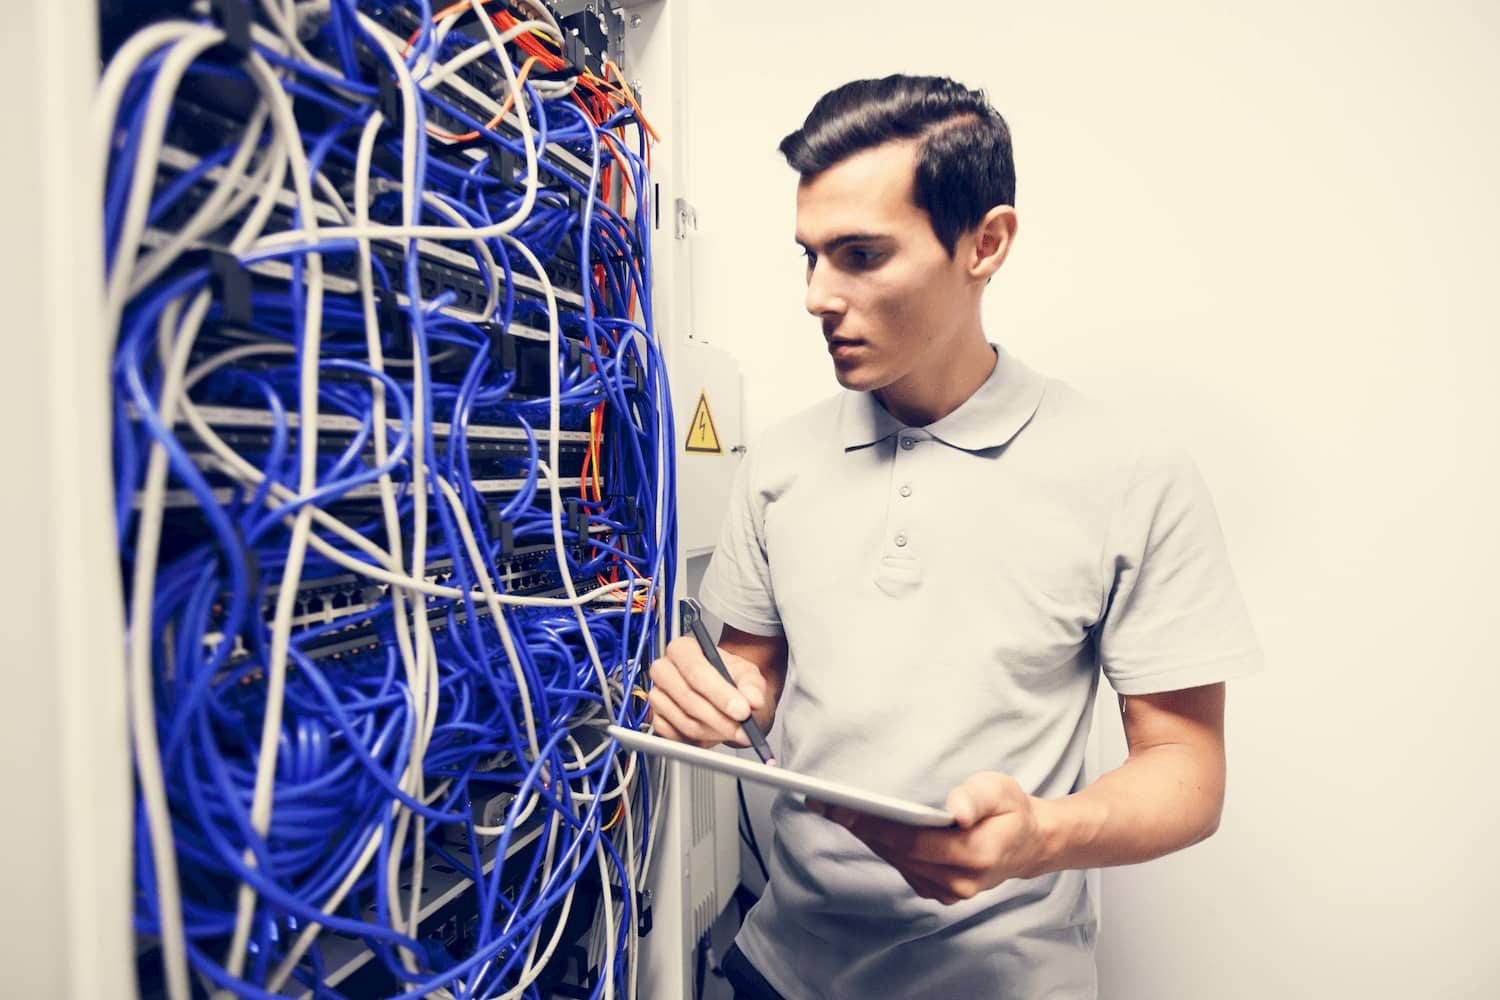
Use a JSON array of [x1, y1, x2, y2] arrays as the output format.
[[685, 389, 722, 454]]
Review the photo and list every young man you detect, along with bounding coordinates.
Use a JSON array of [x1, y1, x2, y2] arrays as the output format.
[[648, 75, 1261, 999]]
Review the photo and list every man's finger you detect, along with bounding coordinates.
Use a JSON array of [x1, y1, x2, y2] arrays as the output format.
[[646, 686, 735, 747], [722, 652, 769, 711], [648, 667, 737, 736], [645, 693, 713, 747], [849, 815, 924, 855], [816, 805, 938, 856], [946, 772, 1023, 829], [816, 799, 1014, 872], [671, 639, 755, 720], [896, 867, 962, 906], [648, 711, 708, 749], [900, 857, 992, 900], [847, 824, 994, 902], [848, 832, 966, 905], [819, 806, 932, 862]]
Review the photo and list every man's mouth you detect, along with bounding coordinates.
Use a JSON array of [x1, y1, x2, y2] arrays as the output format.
[[826, 337, 863, 359]]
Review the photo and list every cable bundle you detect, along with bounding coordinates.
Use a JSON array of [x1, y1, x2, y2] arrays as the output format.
[[99, 2, 672, 997]]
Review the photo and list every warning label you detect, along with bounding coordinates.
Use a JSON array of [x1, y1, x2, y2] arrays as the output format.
[[685, 389, 722, 454]]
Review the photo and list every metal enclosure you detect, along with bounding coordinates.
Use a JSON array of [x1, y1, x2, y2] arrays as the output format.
[[1, 1, 744, 997]]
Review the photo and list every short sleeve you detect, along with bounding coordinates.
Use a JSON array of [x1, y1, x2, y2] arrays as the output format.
[[698, 447, 784, 637], [1097, 445, 1263, 695]]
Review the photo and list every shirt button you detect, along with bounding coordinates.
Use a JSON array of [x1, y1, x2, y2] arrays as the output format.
[[899, 485, 912, 498], [900, 437, 915, 450], [894, 533, 908, 547]]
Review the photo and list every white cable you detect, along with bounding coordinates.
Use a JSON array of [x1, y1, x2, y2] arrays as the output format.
[[126, 287, 214, 1000], [609, 750, 640, 1000], [486, 813, 579, 999], [103, 28, 223, 339], [108, 26, 286, 1000], [247, 13, 542, 250], [265, 105, 429, 990], [336, 69, 438, 976], [419, 190, 502, 320], [592, 793, 619, 1000], [437, 477, 543, 760], [169, 387, 656, 609], [417, 19, 573, 105], [263, 821, 387, 993], [108, 5, 660, 994], [126, 107, 271, 297], [348, 109, 424, 724], [561, 731, 624, 1000], [512, 0, 564, 49], [475, 744, 617, 1000], [255, 0, 341, 79], [218, 42, 330, 993], [92, 22, 205, 188], [498, 234, 617, 718]]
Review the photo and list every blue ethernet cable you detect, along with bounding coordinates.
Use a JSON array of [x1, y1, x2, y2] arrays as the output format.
[[110, 7, 668, 995]]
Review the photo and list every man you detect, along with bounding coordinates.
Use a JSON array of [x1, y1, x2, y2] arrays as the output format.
[[648, 75, 1261, 999]]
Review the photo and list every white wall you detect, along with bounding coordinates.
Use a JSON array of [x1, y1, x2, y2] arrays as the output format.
[[676, 2, 1500, 997]]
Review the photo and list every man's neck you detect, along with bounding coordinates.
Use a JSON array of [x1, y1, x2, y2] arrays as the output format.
[[874, 333, 998, 427]]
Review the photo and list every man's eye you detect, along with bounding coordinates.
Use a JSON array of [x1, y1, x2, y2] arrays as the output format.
[[846, 248, 883, 268]]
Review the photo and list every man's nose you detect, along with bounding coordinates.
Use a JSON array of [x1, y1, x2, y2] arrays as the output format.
[[804, 259, 846, 318]]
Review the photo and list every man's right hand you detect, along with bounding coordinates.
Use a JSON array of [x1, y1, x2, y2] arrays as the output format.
[[647, 631, 780, 749]]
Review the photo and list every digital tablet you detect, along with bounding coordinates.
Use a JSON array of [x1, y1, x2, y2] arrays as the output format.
[[606, 725, 955, 828]]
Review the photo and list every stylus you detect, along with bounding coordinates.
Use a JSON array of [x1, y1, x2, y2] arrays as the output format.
[[681, 598, 777, 766]]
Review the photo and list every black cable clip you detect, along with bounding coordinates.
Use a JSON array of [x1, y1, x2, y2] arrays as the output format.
[[377, 293, 409, 356], [353, 37, 402, 131], [233, 526, 261, 608], [487, 146, 521, 187], [376, 70, 401, 128], [565, 499, 591, 559], [565, 498, 588, 536], [607, 494, 642, 536], [207, 248, 253, 331], [547, 945, 596, 998], [487, 507, 515, 561], [622, 354, 644, 392], [636, 888, 654, 937], [207, 0, 254, 63], [486, 325, 517, 370]]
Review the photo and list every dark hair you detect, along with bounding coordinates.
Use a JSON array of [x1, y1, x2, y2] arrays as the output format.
[[779, 75, 1016, 255]]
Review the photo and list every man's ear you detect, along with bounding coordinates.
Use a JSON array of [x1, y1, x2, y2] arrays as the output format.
[[968, 205, 1018, 281]]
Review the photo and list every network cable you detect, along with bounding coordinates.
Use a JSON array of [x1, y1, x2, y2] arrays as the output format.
[[99, 3, 670, 997]]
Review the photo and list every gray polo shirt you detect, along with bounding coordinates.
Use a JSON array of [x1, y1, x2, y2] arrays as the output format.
[[699, 344, 1262, 999]]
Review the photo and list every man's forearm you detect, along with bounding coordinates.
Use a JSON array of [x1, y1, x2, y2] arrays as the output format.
[[1030, 686, 1228, 875], [810, 685, 1229, 905], [1031, 740, 1225, 875]]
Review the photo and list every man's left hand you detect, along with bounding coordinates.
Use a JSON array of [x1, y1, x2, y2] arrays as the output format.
[[808, 772, 1053, 905]]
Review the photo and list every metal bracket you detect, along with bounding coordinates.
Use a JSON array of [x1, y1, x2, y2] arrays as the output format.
[[679, 597, 703, 634], [674, 198, 697, 240]]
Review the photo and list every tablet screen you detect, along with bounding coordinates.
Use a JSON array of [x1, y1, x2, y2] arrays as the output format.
[[606, 725, 955, 828]]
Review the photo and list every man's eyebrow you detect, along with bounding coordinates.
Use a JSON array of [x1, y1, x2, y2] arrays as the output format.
[[794, 233, 894, 253]]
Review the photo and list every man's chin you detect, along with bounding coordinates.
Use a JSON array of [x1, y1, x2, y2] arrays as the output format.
[[830, 360, 883, 392]]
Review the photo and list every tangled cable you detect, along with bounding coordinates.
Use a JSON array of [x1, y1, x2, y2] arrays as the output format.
[[100, 3, 672, 997]]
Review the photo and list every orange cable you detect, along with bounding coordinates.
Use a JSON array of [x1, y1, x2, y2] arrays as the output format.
[[601, 60, 660, 142], [426, 54, 540, 142]]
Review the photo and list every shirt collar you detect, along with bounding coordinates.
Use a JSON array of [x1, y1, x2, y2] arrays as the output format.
[[836, 343, 1047, 453]]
